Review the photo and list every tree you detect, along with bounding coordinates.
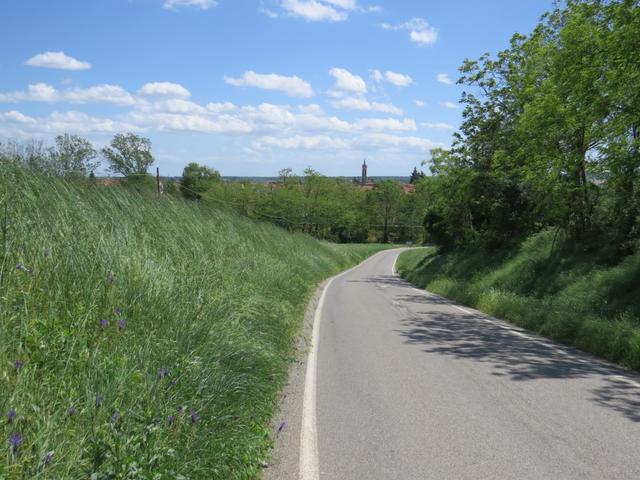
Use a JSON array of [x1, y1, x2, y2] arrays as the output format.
[[278, 167, 294, 185], [367, 180, 404, 243], [409, 167, 425, 184], [102, 133, 154, 176], [180, 162, 221, 200], [51, 134, 98, 177]]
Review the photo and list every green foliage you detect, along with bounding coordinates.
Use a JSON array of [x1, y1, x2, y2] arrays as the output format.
[[0, 163, 389, 478], [409, 167, 425, 184], [366, 180, 404, 243], [180, 162, 221, 200], [397, 230, 640, 370], [101, 133, 154, 176], [424, 0, 640, 251], [122, 173, 158, 194], [187, 171, 424, 244], [1, 137, 99, 178], [50, 134, 99, 177]]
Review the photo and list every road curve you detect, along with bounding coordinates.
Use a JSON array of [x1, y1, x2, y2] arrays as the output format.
[[269, 248, 640, 480]]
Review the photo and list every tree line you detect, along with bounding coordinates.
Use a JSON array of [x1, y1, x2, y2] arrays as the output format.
[[0, 134, 428, 244], [0, 132, 154, 178], [422, 0, 640, 252], [174, 164, 428, 243]]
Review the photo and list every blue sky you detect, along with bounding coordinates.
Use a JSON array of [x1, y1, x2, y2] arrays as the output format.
[[0, 0, 553, 176]]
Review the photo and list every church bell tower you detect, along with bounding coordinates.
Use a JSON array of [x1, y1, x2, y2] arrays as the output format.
[[361, 159, 368, 185]]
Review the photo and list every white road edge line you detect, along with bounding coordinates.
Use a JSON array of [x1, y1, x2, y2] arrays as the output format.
[[299, 249, 402, 480], [298, 275, 328, 480]]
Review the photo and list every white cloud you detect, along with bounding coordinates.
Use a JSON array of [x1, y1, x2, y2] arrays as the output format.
[[0, 80, 441, 164], [329, 68, 367, 94], [128, 112, 251, 134], [322, 0, 356, 8], [26, 83, 58, 102], [280, 0, 348, 22], [260, 6, 280, 18], [0, 110, 36, 123], [330, 97, 402, 115], [354, 117, 416, 132], [24, 51, 91, 71], [437, 73, 453, 85], [382, 18, 438, 46], [47, 111, 140, 134], [422, 122, 454, 130], [372, 70, 414, 87], [298, 104, 324, 114], [440, 101, 458, 109], [0, 83, 137, 105], [0, 110, 139, 137], [138, 82, 191, 98], [140, 98, 206, 114], [225, 71, 314, 98], [255, 134, 349, 150], [414, 100, 426, 107], [64, 85, 138, 105], [206, 102, 238, 113], [163, 0, 218, 10], [241, 103, 297, 125], [357, 133, 437, 150]]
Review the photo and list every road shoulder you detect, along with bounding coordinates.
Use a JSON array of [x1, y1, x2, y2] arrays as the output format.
[[262, 279, 328, 480]]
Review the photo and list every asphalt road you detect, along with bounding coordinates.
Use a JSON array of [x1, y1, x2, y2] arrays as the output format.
[[267, 248, 640, 480]]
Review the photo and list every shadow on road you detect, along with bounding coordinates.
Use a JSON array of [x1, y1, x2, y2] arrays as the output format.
[[394, 292, 640, 424], [348, 275, 411, 288]]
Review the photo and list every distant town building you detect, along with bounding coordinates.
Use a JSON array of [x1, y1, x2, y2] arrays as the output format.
[[361, 159, 368, 185], [356, 160, 415, 193]]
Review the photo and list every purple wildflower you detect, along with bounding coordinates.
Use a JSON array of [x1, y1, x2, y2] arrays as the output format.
[[7, 409, 16, 424], [68, 406, 77, 417], [100, 319, 109, 328], [167, 415, 175, 426], [157, 368, 170, 380], [118, 318, 126, 330], [43, 451, 54, 467], [190, 411, 199, 424], [114, 307, 123, 317], [111, 411, 120, 424], [16, 263, 24, 270], [14, 360, 23, 371], [9, 432, 23, 453], [95, 394, 103, 408]]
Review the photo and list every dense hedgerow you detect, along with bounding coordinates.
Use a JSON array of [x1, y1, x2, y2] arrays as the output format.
[[397, 230, 640, 371], [0, 164, 387, 479]]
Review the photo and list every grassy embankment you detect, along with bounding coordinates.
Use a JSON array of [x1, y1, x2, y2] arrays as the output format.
[[0, 165, 389, 479], [397, 230, 640, 370]]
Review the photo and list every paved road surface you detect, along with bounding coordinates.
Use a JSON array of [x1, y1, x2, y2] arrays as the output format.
[[268, 248, 640, 480]]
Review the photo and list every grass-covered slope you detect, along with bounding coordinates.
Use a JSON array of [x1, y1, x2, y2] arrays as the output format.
[[0, 165, 387, 479], [397, 230, 640, 371]]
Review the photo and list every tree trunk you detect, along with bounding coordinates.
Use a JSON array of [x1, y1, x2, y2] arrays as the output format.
[[383, 218, 389, 243]]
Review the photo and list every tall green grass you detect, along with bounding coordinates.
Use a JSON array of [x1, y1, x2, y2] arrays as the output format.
[[0, 165, 388, 479], [397, 230, 640, 370]]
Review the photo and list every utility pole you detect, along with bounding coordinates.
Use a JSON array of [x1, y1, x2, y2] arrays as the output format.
[[156, 167, 161, 195]]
